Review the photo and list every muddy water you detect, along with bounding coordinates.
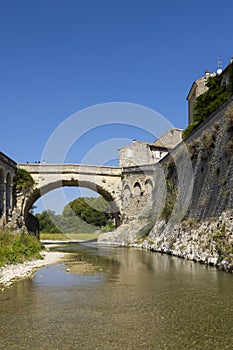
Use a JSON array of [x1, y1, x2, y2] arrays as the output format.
[[0, 243, 232, 349]]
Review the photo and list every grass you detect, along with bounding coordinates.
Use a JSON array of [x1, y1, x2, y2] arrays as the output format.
[[40, 232, 101, 241], [0, 230, 45, 267]]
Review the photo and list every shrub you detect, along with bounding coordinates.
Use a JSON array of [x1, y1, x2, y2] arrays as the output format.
[[0, 230, 44, 267], [182, 121, 200, 139], [202, 131, 215, 149], [225, 105, 233, 132], [200, 130, 216, 161], [214, 121, 220, 130], [187, 139, 201, 160], [193, 75, 230, 123], [225, 140, 233, 156]]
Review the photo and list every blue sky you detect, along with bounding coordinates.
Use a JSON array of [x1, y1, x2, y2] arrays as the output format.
[[1, 0, 232, 213]]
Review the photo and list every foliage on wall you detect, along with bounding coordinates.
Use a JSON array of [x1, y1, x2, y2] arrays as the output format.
[[183, 63, 233, 139], [15, 168, 34, 192]]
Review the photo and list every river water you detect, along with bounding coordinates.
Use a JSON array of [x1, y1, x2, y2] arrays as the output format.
[[0, 243, 232, 350]]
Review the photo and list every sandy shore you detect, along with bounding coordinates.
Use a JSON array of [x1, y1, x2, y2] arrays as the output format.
[[0, 248, 67, 289]]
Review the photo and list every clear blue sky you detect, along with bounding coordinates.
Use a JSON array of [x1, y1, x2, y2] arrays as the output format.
[[1, 0, 232, 212]]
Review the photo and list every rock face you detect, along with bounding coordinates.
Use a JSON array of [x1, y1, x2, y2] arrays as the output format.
[[142, 211, 233, 272]]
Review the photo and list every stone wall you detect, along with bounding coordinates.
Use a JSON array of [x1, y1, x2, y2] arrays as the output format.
[[182, 99, 233, 220], [99, 99, 233, 271], [119, 141, 166, 167], [0, 152, 17, 227]]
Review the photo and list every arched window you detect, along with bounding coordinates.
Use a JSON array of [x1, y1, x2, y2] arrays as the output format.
[[145, 179, 153, 195], [133, 182, 142, 197], [123, 185, 131, 205]]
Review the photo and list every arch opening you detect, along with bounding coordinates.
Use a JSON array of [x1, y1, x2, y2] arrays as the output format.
[[145, 179, 153, 195], [133, 182, 142, 197], [24, 180, 121, 235], [123, 185, 131, 206]]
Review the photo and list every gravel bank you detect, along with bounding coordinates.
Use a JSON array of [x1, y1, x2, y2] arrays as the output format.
[[0, 248, 67, 289]]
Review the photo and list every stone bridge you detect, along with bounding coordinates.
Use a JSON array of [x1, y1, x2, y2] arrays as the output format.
[[18, 163, 123, 227], [0, 152, 156, 234]]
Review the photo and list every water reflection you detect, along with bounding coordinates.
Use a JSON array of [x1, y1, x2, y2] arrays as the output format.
[[0, 243, 232, 350]]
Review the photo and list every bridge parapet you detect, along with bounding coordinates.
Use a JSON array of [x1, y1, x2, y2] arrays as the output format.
[[19, 163, 122, 176]]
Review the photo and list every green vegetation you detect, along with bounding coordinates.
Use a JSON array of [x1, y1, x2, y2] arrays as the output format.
[[225, 140, 233, 156], [201, 130, 216, 149], [183, 65, 233, 139], [67, 196, 113, 227], [36, 196, 115, 234], [0, 229, 44, 267], [182, 121, 200, 139], [212, 225, 233, 262], [161, 179, 177, 222], [200, 129, 216, 160], [225, 105, 233, 133], [193, 75, 230, 124], [15, 168, 34, 192], [36, 210, 61, 233], [40, 232, 100, 241], [187, 139, 201, 161]]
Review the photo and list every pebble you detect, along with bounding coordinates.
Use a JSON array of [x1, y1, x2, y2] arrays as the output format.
[[0, 250, 67, 289]]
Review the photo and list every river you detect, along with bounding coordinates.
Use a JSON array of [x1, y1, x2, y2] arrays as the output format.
[[0, 242, 232, 350]]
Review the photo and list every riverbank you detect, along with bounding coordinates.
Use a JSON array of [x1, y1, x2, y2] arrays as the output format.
[[98, 210, 233, 273], [0, 248, 67, 289]]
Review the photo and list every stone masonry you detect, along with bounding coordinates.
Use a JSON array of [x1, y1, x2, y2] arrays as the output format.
[[0, 152, 16, 227]]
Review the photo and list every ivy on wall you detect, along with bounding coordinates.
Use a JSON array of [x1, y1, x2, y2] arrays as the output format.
[[183, 62, 233, 139]]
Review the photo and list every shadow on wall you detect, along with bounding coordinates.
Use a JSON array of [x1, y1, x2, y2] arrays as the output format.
[[25, 213, 40, 239]]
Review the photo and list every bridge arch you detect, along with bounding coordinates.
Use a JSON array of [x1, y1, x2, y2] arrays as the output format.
[[19, 164, 122, 231], [24, 181, 119, 217]]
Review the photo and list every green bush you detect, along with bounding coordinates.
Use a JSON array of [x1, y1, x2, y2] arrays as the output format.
[[0, 230, 44, 267], [193, 75, 230, 123], [183, 69, 233, 139], [182, 121, 200, 139]]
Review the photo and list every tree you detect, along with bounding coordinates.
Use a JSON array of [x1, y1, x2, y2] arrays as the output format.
[[36, 210, 61, 233], [63, 196, 113, 227]]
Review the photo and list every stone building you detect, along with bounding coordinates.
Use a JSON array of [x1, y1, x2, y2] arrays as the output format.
[[186, 70, 216, 125], [119, 128, 183, 167], [187, 58, 233, 124], [153, 128, 183, 149], [119, 140, 167, 168], [0, 151, 16, 227]]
